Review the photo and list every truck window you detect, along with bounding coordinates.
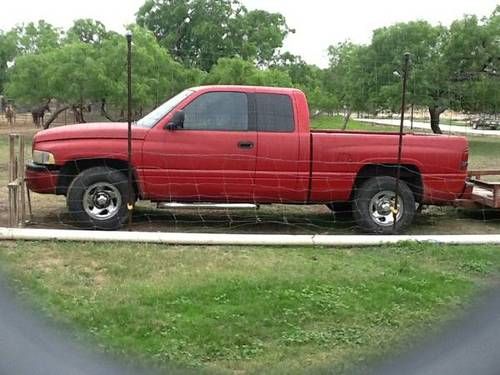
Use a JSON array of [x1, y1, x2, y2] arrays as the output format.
[[256, 93, 294, 132], [183, 92, 248, 131]]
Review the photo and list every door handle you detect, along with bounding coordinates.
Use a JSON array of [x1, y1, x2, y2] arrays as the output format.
[[238, 141, 254, 149]]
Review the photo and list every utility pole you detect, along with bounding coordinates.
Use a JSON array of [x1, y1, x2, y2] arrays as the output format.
[[126, 31, 133, 230], [393, 52, 411, 233]]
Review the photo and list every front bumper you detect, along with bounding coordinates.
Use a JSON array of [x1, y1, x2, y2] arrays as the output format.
[[25, 161, 59, 194]]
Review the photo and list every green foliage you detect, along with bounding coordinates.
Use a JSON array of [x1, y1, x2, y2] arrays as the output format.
[[5, 53, 52, 105], [15, 20, 62, 55], [334, 10, 499, 132], [99, 25, 202, 110], [136, 0, 291, 71], [205, 57, 292, 87], [364, 21, 445, 113], [6, 42, 104, 107], [66, 19, 110, 45], [6, 25, 202, 112], [0, 29, 18, 93], [2, 3, 498, 130], [326, 42, 371, 113], [235, 9, 291, 66], [272, 53, 337, 113]]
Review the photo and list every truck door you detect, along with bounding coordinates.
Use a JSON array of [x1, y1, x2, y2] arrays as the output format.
[[253, 93, 306, 202], [142, 91, 257, 202]]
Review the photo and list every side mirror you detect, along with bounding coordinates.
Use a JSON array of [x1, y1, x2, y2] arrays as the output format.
[[164, 110, 185, 131]]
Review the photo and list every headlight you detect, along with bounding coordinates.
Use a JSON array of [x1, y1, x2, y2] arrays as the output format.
[[32, 150, 55, 165]]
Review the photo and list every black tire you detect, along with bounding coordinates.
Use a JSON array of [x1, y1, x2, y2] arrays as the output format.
[[326, 202, 353, 218], [66, 166, 133, 230], [353, 176, 415, 234]]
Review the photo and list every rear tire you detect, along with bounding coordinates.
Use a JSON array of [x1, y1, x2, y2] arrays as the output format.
[[353, 176, 415, 234], [67, 167, 133, 230]]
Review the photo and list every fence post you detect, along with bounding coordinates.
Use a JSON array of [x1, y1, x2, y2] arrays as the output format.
[[19, 136, 25, 226], [8, 134, 17, 227], [7, 134, 28, 227]]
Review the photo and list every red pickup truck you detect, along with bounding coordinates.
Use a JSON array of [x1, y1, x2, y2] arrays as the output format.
[[26, 85, 471, 233]]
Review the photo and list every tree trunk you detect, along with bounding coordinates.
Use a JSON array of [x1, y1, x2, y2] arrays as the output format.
[[100, 98, 118, 122], [43, 106, 69, 129], [428, 106, 445, 134], [342, 109, 352, 131]]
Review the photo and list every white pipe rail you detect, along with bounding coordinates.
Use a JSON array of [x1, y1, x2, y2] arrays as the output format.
[[1, 227, 500, 246]]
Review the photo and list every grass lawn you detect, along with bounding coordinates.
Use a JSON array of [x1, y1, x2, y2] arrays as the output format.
[[467, 136, 500, 170], [311, 115, 398, 132], [1, 241, 500, 374]]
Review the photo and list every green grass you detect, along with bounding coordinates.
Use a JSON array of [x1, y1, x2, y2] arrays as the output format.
[[311, 115, 398, 132], [1, 241, 500, 374], [467, 136, 500, 170]]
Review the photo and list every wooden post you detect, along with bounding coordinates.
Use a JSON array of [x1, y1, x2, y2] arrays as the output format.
[[7, 134, 28, 227], [19, 136, 26, 226], [8, 134, 17, 227]]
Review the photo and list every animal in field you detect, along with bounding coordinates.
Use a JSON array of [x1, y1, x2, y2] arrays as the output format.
[[32, 103, 50, 127], [5, 104, 15, 125], [0, 96, 6, 115]]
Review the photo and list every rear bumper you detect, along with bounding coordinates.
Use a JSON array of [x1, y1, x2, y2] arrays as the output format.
[[460, 181, 474, 200], [25, 161, 59, 194], [422, 173, 470, 204]]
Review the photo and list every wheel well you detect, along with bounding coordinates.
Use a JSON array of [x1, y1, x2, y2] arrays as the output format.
[[57, 159, 140, 197], [353, 164, 423, 202]]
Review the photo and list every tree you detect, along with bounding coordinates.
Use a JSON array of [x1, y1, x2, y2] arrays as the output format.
[[7, 42, 106, 124], [326, 42, 371, 128], [204, 57, 292, 87], [98, 25, 203, 116], [5, 53, 52, 106], [272, 53, 333, 114], [15, 20, 61, 55], [355, 11, 499, 134], [441, 10, 499, 117], [137, 0, 291, 71], [6, 25, 203, 126], [66, 19, 110, 45], [363, 21, 448, 132], [232, 10, 292, 66], [0, 29, 18, 93]]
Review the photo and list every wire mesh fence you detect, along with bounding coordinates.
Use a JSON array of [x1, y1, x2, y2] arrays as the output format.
[[1, 89, 499, 236]]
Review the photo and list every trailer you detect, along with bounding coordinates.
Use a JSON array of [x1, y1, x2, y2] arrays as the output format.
[[455, 170, 500, 209]]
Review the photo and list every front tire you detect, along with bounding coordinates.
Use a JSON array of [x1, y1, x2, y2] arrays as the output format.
[[353, 176, 415, 234], [67, 167, 133, 230]]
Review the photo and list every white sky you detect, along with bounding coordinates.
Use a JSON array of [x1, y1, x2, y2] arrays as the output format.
[[0, 0, 497, 67]]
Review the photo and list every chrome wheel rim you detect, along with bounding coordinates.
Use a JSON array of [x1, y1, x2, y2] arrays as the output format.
[[83, 182, 121, 221], [369, 190, 403, 227]]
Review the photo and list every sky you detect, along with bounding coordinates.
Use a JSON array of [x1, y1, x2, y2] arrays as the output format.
[[0, 0, 497, 67]]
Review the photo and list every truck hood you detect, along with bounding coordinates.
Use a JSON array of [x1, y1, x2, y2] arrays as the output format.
[[34, 123, 150, 143]]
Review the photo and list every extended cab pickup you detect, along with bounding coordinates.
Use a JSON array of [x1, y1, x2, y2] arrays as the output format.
[[26, 85, 471, 233]]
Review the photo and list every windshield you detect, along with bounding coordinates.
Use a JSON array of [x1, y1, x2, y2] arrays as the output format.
[[136, 89, 194, 128]]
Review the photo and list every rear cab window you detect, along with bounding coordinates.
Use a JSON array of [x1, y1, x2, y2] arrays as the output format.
[[255, 93, 295, 132]]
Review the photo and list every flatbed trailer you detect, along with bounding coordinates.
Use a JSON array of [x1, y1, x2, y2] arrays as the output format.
[[455, 170, 500, 209]]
